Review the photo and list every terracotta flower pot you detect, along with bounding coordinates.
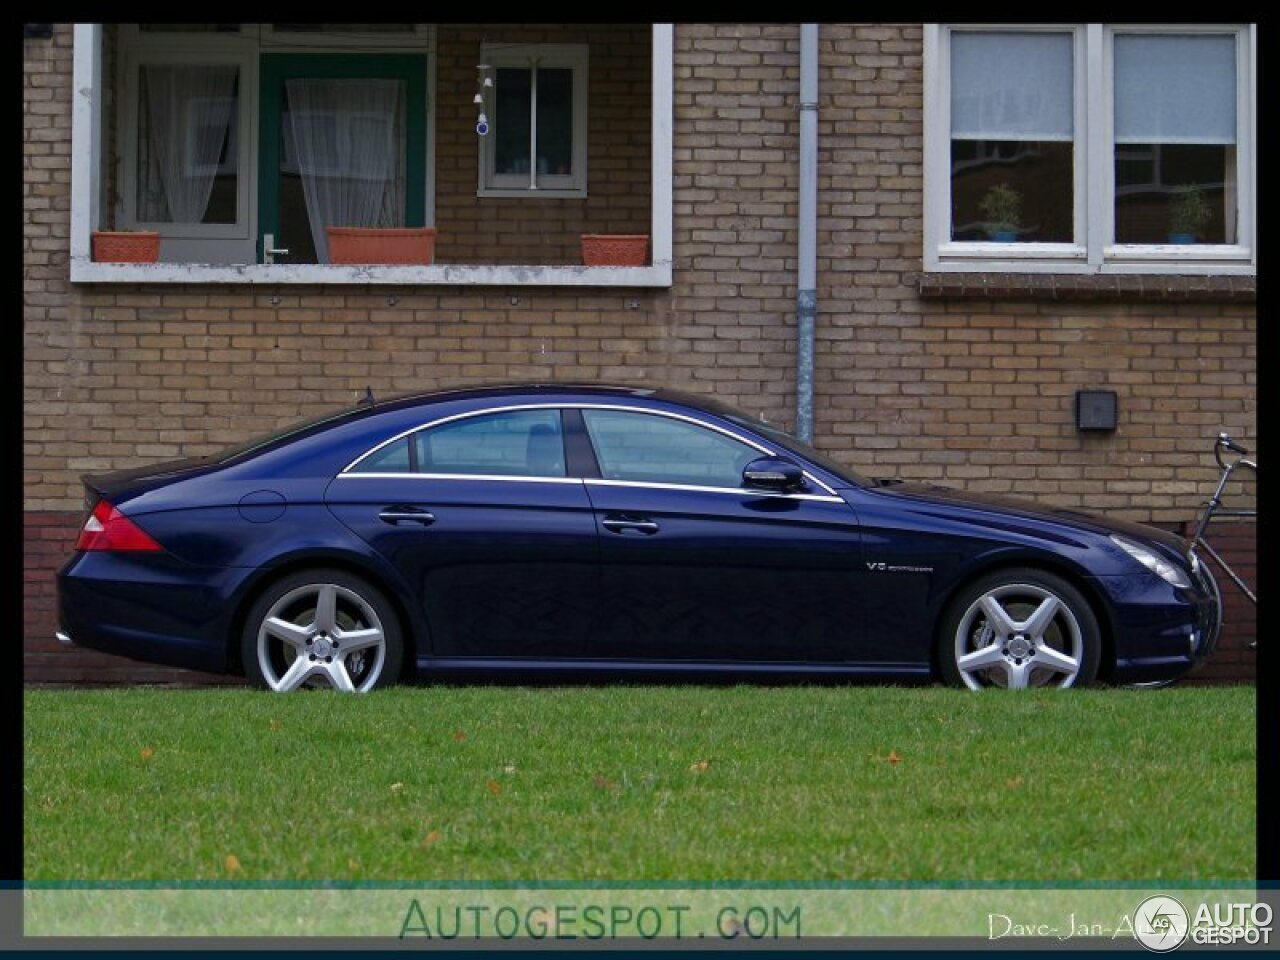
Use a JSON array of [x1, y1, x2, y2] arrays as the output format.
[[92, 231, 160, 263], [581, 234, 649, 266], [327, 227, 436, 265]]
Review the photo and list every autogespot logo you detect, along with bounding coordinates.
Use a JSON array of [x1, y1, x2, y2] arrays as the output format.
[[1134, 896, 1190, 953]]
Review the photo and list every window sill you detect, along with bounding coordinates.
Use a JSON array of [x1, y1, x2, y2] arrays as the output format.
[[69, 260, 673, 287], [917, 271, 1255, 302]]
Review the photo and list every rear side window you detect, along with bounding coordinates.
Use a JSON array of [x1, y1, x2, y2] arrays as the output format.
[[415, 409, 566, 478], [349, 438, 412, 473]]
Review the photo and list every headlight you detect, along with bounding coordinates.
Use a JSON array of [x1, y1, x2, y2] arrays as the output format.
[[1111, 535, 1192, 589]]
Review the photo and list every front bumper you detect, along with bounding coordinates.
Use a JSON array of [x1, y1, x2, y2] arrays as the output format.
[[1093, 563, 1223, 684]]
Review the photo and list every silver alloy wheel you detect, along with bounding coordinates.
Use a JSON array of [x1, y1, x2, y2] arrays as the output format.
[[952, 582, 1084, 690], [256, 582, 387, 693]]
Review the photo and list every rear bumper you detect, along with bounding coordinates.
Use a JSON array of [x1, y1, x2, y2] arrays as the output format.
[[56, 552, 248, 675]]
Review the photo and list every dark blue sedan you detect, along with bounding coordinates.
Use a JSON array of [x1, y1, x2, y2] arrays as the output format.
[[57, 384, 1221, 691]]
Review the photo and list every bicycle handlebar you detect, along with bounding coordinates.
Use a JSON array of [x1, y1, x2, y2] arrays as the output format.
[[1217, 433, 1248, 456]]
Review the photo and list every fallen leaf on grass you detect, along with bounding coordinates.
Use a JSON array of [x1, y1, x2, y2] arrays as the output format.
[[592, 775, 618, 791], [1005, 776, 1023, 788], [422, 830, 443, 846], [269, 719, 282, 731], [139, 747, 155, 761], [887, 751, 902, 765], [689, 760, 710, 773], [486, 778, 502, 796], [348, 858, 360, 871], [452, 730, 467, 742], [224, 854, 241, 873]]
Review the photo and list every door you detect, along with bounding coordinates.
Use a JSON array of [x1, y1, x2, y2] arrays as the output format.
[[257, 54, 426, 264], [325, 409, 599, 659], [576, 408, 870, 663]]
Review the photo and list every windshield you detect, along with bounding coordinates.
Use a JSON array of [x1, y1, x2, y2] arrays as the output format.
[[703, 405, 871, 487]]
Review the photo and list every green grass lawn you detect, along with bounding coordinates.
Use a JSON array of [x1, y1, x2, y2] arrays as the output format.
[[23, 685, 1255, 883]]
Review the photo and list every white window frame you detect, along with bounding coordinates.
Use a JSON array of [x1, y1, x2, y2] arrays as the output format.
[[71, 24, 672, 286], [117, 38, 257, 245], [477, 43, 589, 199], [924, 22, 1256, 276]]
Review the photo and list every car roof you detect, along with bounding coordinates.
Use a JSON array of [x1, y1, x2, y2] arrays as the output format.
[[358, 382, 715, 414]]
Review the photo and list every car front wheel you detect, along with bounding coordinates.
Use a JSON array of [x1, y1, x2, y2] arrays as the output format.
[[939, 568, 1101, 690], [242, 569, 404, 693]]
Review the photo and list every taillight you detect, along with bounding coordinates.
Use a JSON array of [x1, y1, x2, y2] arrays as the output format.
[[75, 500, 163, 552]]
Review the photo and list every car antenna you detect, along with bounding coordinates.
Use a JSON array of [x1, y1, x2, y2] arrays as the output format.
[[358, 385, 376, 407]]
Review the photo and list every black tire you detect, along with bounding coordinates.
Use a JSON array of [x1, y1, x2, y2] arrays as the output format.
[[938, 567, 1101, 690], [241, 568, 404, 692]]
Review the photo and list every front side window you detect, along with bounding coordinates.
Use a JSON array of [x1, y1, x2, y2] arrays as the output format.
[[478, 44, 588, 197], [582, 410, 760, 489], [926, 23, 1254, 274]]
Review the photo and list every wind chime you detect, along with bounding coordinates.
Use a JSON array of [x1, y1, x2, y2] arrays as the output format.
[[474, 62, 492, 137]]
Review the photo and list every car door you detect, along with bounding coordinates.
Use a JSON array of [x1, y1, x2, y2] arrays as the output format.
[[325, 407, 599, 659], [575, 407, 871, 663]]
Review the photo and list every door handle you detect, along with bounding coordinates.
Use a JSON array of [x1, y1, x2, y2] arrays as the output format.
[[601, 516, 660, 535], [263, 232, 290, 265], [378, 506, 435, 526]]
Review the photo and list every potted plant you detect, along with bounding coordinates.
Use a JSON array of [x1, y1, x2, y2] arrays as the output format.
[[978, 184, 1021, 242], [91, 230, 160, 263], [581, 234, 650, 266], [327, 227, 436, 265], [1167, 185, 1211, 244]]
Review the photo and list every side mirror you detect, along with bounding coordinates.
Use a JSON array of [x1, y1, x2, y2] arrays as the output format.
[[742, 456, 806, 494]]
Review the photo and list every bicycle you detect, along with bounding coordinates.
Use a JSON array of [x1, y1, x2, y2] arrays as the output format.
[[1188, 432, 1257, 646]]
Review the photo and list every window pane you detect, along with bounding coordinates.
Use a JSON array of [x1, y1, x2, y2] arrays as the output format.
[[416, 410, 565, 478], [1114, 35, 1236, 245], [273, 24, 416, 32], [951, 32, 1073, 140], [950, 141, 1074, 242], [494, 68, 531, 176], [1114, 35, 1235, 145], [950, 32, 1074, 243], [536, 68, 573, 178], [583, 411, 759, 488], [139, 24, 240, 33], [137, 65, 239, 224], [1115, 145, 1233, 245], [350, 438, 411, 473]]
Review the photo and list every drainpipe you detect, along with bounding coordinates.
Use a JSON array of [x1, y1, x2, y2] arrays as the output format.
[[796, 23, 818, 442]]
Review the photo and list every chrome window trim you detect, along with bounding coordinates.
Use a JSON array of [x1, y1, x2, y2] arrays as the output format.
[[339, 401, 841, 496], [338, 472, 584, 485]]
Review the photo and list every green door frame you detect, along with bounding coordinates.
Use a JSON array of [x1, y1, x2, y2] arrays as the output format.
[[257, 53, 428, 263]]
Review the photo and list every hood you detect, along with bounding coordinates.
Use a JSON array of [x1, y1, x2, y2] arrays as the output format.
[[82, 456, 223, 505], [875, 481, 1189, 558]]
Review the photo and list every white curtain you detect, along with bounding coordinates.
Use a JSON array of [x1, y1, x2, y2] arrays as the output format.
[[1114, 34, 1236, 144], [139, 64, 238, 223], [950, 32, 1074, 141], [284, 78, 405, 263]]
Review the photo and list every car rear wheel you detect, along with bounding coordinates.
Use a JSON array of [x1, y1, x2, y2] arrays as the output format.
[[939, 568, 1100, 690], [242, 569, 403, 693]]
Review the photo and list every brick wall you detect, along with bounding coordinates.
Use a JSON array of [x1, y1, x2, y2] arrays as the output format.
[[24, 24, 1255, 684]]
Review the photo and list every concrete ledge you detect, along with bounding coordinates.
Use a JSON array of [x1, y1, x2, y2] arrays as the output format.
[[917, 272, 1256, 302]]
